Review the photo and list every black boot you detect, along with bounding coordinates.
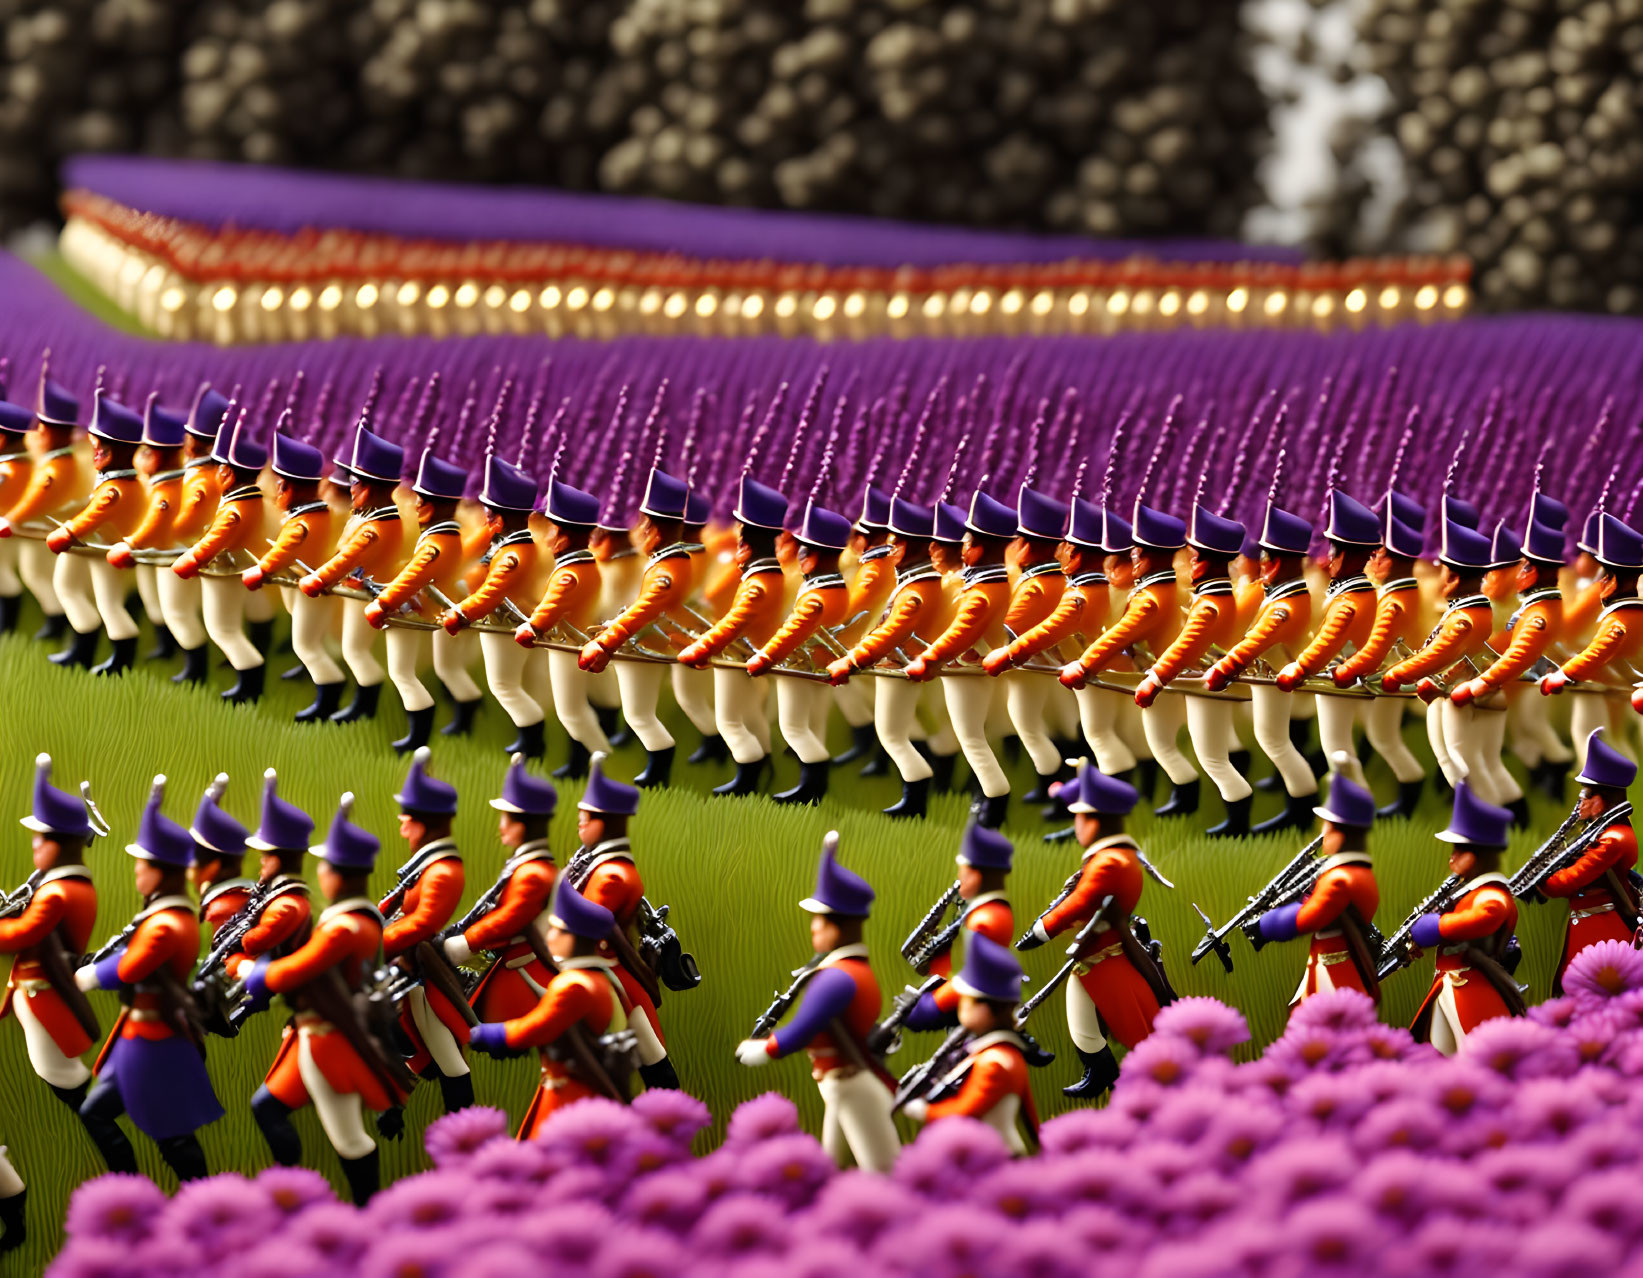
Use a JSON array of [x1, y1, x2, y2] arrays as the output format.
[[296, 681, 346, 723], [251, 1086, 302, 1166], [1154, 779, 1200, 818], [172, 645, 209, 685], [48, 628, 98, 669], [0, 595, 16, 635], [1376, 777, 1423, 819], [0, 1189, 24, 1255], [635, 745, 675, 789], [33, 613, 66, 642], [223, 662, 266, 704], [1506, 796, 1530, 828], [145, 625, 176, 661], [1135, 759, 1160, 800], [1042, 825, 1078, 842], [975, 792, 1008, 829], [505, 719, 546, 760], [339, 1150, 380, 1205], [248, 618, 275, 657], [638, 1058, 680, 1090], [1022, 772, 1059, 805], [1288, 716, 1314, 755], [608, 716, 633, 749], [553, 740, 592, 780], [1537, 760, 1570, 800], [595, 705, 621, 742], [687, 734, 729, 765], [774, 759, 829, 805], [884, 777, 930, 819], [859, 747, 891, 778], [438, 1072, 475, 1113], [331, 682, 382, 723], [91, 635, 137, 676], [832, 723, 875, 767], [930, 752, 959, 793], [77, 1081, 138, 1174], [392, 705, 435, 754], [1063, 1046, 1120, 1100], [156, 1134, 208, 1182], [442, 697, 481, 737], [1256, 772, 1284, 793], [1253, 790, 1315, 836], [712, 758, 767, 797], [1229, 749, 1251, 778], [1205, 795, 1252, 838]]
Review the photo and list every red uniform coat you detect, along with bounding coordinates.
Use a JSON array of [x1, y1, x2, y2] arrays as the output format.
[[928, 892, 1014, 1006], [382, 841, 468, 1071], [767, 944, 888, 1082], [495, 957, 630, 1139], [1542, 821, 1637, 988], [459, 844, 558, 1023], [199, 878, 254, 937], [925, 1030, 1039, 1146], [1412, 874, 1520, 1042], [0, 866, 97, 1058], [575, 840, 663, 1042], [1288, 854, 1381, 1004]]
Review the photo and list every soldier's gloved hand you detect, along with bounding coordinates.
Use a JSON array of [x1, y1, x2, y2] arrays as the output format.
[[1541, 670, 1570, 696], [735, 1038, 774, 1067], [0, 517, 11, 538], [1449, 680, 1479, 707], [1016, 921, 1050, 952], [1203, 660, 1235, 693], [241, 955, 274, 1013], [1275, 662, 1304, 693], [297, 572, 323, 597], [904, 990, 952, 1032], [241, 563, 265, 590], [1258, 903, 1303, 943], [514, 621, 539, 649], [1379, 672, 1402, 693], [75, 964, 102, 993], [1411, 913, 1444, 950], [1415, 678, 1441, 704], [363, 600, 387, 629], [903, 657, 934, 683], [981, 648, 1013, 677], [901, 1098, 928, 1122], [578, 640, 610, 673], [678, 642, 711, 670], [1632, 685, 1643, 716], [1331, 665, 1356, 689], [1134, 671, 1162, 708], [107, 541, 137, 571], [1058, 661, 1088, 690], [467, 1023, 514, 1058], [825, 658, 853, 686], [173, 556, 201, 581], [745, 651, 773, 678], [45, 526, 72, 554], [442, 934, 472, 966], [440, 608, 466, 636], [376, 1106, 406, 1141]]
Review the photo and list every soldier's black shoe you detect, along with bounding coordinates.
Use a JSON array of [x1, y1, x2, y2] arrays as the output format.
[[442, 697, 481, 737], [930, 752, 959, 793], [0, 1188, 26, 1255], [1154, 779, 1200, 818], [774, 759, 830, 805], [391, 705, 434, 753], [437, 1072, 474, 1113], [712, 758, 767, 797], [975, 792, 1008, 829], [91, 635, 136, 676], [595, 706, 621, 742], [172, 644, 209, 685], [1135, 759, 1160, 799], [831, 723, 876, 767], [687, 734, 730, 765], [608, 717, 634, 748], [1376, 777, 1423, 819], [280, 662, 309, 681], [554, 740, 592, 780], [638, 1058, 681, 1090], [1023, 772, 1058, 805], [296, 681, 346, 723], [223, 662, 266, 704], [0, 595, 16, 634], [339, 1150, 380, 1205], [1043, 825, 1077, 843], [145, 625, 175, 661], [331, 682, 382, 723], [1063, 1046, 1119, 1100], [1229, 749, 1251, 778], [33, 614, 66, 641], [48, 629, 98, 668], [635, 746, 675, 789], [884, 777, 929, 819], [1536, 760, 1570, 799], [248, 618, 275, 656], [1288, 716, 1314, 754], [859, 747, 891, 778], [506, 719, 546, 760], [1506, 796, 1531, 828], [1253, 791, 1315, 836], [1205, 795, 1252, 838]]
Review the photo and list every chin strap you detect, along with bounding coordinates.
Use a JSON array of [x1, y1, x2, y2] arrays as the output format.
[[79, 782, 111, 838]]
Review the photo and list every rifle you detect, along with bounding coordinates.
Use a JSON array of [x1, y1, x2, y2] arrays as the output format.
[[82, 921, 137, 968], [1190, 834, 1324, 972], [196, 880, 277, 982], [901, 880, 961, 969], [1015, 897, 1117, 1027], [1021, 868, 1084, 943], [438, 873, 510, 943], [748, 954, 825, 1040], [892, 1025, 969, 1113], [0, 872, 42, 921], [636, 897, 701, 992], [520, 924, 636, 1103], [1510, 801, 1634, 900], [866, 975, 940, 1057], [1375, 873, 1464, 980]]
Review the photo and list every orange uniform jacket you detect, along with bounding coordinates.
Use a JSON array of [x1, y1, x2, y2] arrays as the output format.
[[1074, 571, 1181, 675], [1290, 854, 1380, 1002], [171, 460, 222, 544], [495, 959, 630, 1139], [841, 547, 897, 643], [307, 506, 404, 591], [1559, 598, 1643, 682], [176, 483, 266, 571], [4, 448, 81, 527], [125, 469, 185, 550], [0, 867, 97, 1058], [1222, 578, 1314, 672], [374, 521, 466, 611], [383, 842, 468, 1070], [1542, 821, 1638, 985], [91, 898, 201, 1059], [61, 470, 144, 544], [1385, 595, 1494, 687], [1413, 875, 1520, 1041], [1291, 576, 1377, 677], [924, 1031, 1039, 1138], [1003, 563, 1066, 637], [694, 559, 787, 656], [573, 840, 662, 1041], [451, 530, 545, 622], [929, 892, 1014, 998], [759, 573, 848, 665], [0, 447, 30, 515], [527, 550, 602, 633], [915, 565, 1011, 666], [461, 844, 557, 1023], [257, 502, 334, 577], [594, 544, 695, 652], [1331, 577, 1425, 683], [1472, 589, 1562, 693], [199, 879, 254, 936], [1565, 577, 1604, 643], [1004, 570, 1107, 664], [1146, 579, 1238, 684], [847, 564, 944, 667]]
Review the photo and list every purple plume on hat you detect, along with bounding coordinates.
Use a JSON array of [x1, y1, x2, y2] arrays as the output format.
[[933, 500, 967, 544], [546, 477, 602, 527], [1596, 513, 1643, 570], [35, 356, 78, 428], [640, 467, 690, 521], [490, 752, 558, 818], [1385, 513, 1424, 560], [1437, 781, 1511, 849], [246, 768, 315, 852], [797, 500, 852, 551], [1519, 517, 1565, 565], [349, 423, 404, 483], [799, 831, 874, 917], [1577, 728, 1637, 790], [549, 879, 615, 941], [1313, 755, 1375, 829], [480, 453, 538, 512], [1017, 484, 1068, 541], [889, 495, 933, 540], [88, 389, 144, 446], [312, 792, 378, 870], [1487, 520, 1521, 570], [142, 393, 187, 450], [413, 448, 468, 501], [1323, 490, 1381, 547], [856, 484, 891, 533], [190, 773, 249, 858], [956, 821, 1014, 871], [19, 753, 92, 839], [579, 751, 639, 817], [950, 932, 1022, 1005], [735, 474, 788, 531], [966, 482, 1018, 539], [186, 384, 231, 441], [1133, 500, 1187, 551], [0, 400, 30, 436], [1439, 517, 1494, 571], [271, 410, 325, 481], [126, 775, 194, 868], [1188, 502, 1245, 556], [1064, 760, 1139, 815], [395, 746, 458, 817], [1442, 493, 1480, 530], [1100, 507, 1134, 554], [214, 406, 269, 472], [684, 488, 712, 526]]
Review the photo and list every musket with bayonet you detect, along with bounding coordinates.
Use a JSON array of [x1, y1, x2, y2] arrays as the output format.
[[1374, 873, 1465, 981], [900, 881, 961, 971], [1189, 834, 1325, 973], [1014, 897, 1117, 1027], [746, 954, 826, 1042], [1510, 800, 1633, 900]]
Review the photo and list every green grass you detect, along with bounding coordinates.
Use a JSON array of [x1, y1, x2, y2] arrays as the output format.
[[0, 604, 1591, 1272]]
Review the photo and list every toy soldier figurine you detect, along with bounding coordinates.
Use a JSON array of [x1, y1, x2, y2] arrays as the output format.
[[1018, 764, 1170, 1099], [900, 934, 1038, 1155], [0, 756, 101, 1125], [0, 398, 39, 637], [238, 793, 409, 1205], [902, 822, 1016, 1031], [994, 484, 1070, 805], [468, 881, 637, 1136], [235, 770, 318, 970], [673, 487, 726, 766], [1255, 759, 1382, 1009], [748, 500, 855, 805], [736, 832, 900, 1172], [1409, 783, 1523, 1055], [1507, 487, 1575, 797], [515, 471, 610, 777], [75, 776, 224, 1180], [680, 474, 790, 796], [172, 409, 269, 703], [156, 386, 233, 680], [1382, 518, 1501, 802], [438, 454, 550, 759], [443, 755, 558, 1021], [834, 480, 897, 770], [298, 423, 406, 723], [187, 774, 253, 936], [904, 486, 1017, 827], [366, 448, 482, 753], [1331, 512, 1429, 816], [565, 754, 677, 1088], [1132, 492, 1250, 835]]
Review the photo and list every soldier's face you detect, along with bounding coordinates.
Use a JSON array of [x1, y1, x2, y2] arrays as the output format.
[[1367, 546, 1392, 583], [578, 809, 604, 847], [498, 813, 525, 848], [1074, 812, 1100, 846], [1514, 559, 1538, 593], [1058, 543, 1080, 574], [1448, 847, 1478, 878], [259, 853, 282, 883], [215, 463, 236, 490], [1578, 789, 1605, 820], [317, 863, 342, 901], [810, 913, 842, 954], [133, 859, 163, 897], [1321, 823, 1344, 858], [547, 926, 575, 961], [957, 995, 1004, 1036], [30, 834, 58, 872], [960, 533, 982, 567], [398, 814, 426, 847], [91, 440, 112, 470], [957, 865, 983, 899]]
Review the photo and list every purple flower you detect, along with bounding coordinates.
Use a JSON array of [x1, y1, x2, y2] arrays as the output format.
[[44, 1239, 147, 1278], [1060, 1204, 1132, 1254], [422, 1105, 509, 1167], [239, 1241, 328, 1278], [1439, 1110, 1515, 1158], [1561, 1168, 1643, 1239], [1350, 1060, 1427, 1106], [1359, 1150, 1448, 1225], [632, 1089, 712, 1149], [870, 1206, 1001, 1278], [967, 1161, 1058, 1220], [285, 1201, 372, 1267], [467, 1138, 557, 1186], [990, 1220, 1084, 1278], [1351, 1097, 1445, 1155], [1472, 1146, 1575, 1223], [1565, 1123, 1641, 1172], [1150, 1088, 1227, 1147], [624, 1167, 711, 1235], [1563, 939, 1643, 1010], [256, 1166, 334, 1217], [1161, 1171, 1242, 1228], [64, 1175, 165, 1245], [1264, 1025, 1368, 1077], [1200, 1102, 1284, 1170], [1286, 988, 1379, 1035], [361, 1233, 455, 1278], [691, 1193, 788, 1259], [368, 1172, 466, 1230], [1359, 1022, 1425, 1062], [1528, 996, 1581, 1029], [723, 1092, 801, 1147], [1037, 1108, 1139, 1157], [1508, 1076, 1602, 1141], [629, 1133, 688, 1178], [591, 1228, 691, 1278], [1459, 1017, 1579, 1080], [459, 1244, 547, 1278], [1118, 1035, 1203, 1088], [1229, 1055, 1298, 1099], [155, 1175, 272, 1262], [1386, 1214, 1515, 1277], [544, 1164, 618, 1204], [514, 1204, 616, 1264], [691, 1150, 742, 1204], [476, 1182, 539, 1219], [535, 1098, 647, 1171], [1041, 1151, 1159, 1214], [894, 1119, 1009, 1197], [1108, 1077, 1173, 1121], [1149, 997, 1251, 1056], [802, 1174, 923, 1250], [1516, 1220, 1624, 1278], [733, 1133, 834, 1210], [1127, 1141, 1200, 1189], [1285, 1074, 1371, 1132], [733, 1238, 864, 1278], [1419, 1063, 1511, 1120], [1270, 1198, 1383, 1278], [1246, 1138, 1354, 1212], [1564, 1012, 1625, 1068]]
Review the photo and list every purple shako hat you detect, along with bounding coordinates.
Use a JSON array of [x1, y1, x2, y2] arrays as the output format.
[[1017, 484, 1068, 541], [1064, 761, 1139, 815], [639, 467, 690, 521], [1259, 501, 1313, 556], [88, 390, 145, 446], [125, 775, 195, 868], [1578, 508, 1602, 556], [548, 879, 615, 940], [1528, 490, 1568, 531], [1378, 488, 1425, 530], [796, 501, 852, 551], [0, 401, 30, 436], [933, 500, 967, 544], [1520, 517, 1566, 566], [349, 423, 404, 483], [1442, 493, 1480, 530], [889, 495, 934, 540], [142, 394, 188, 450], [966, 485, 1019, 540], [35, 366, 78, 429], [490, 752, 558, 818], [312, 792, 378, 870], [950, 932, 1023, 1005], [213, 410, 269, 472], [799, 831, 874, 917], [1487, 520, 1522, 570], [413, 449, 469, 501], [579, 751, 640, 817], [856, 484, 891, 533], [1067, 496, 1104, 549], [1436, 781, 1512, 849], [1313, 759, 1376, 830], [245, 768, 316, 852], [547, 477, 603, 527], [1100, 507, 1134, 555], [1595, 514, 1643, 571], [185, 385, 231, 441], [190, 773, 249, 858], [1188, 503, 1245, 557], [395, 746, 458, 817], [1323, 490, 1381, 548], [271, 413, 326, 482], [735, 474, 789, 531], [1385, 513, 1424, 560], [480, 453, 538, 512], [956, 820, 1014, 871], [19, 753, 93, 839], [1577, 728, 1637, 790], [1132, 500, 1187, 552], [1439, 518, 1495, 571], [684, 489, 712, 527]]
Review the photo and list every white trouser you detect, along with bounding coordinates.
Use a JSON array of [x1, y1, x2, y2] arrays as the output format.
[[1186, 695, 1251, 801], [385, 627, 434, 712], [1571, 693, 1622, 773], [713, 666, 764, 763], [406, 985, 469, 1078], [816, 1069, 900, 1173], [1005, 670, 1060, 778], [1510, 692, 1571, 766], [201, 574, 263, 669], [16, 539, 61, 615], [88, 559, 137, 640], [0, 1147, 21, 1199], [601, 658, 665, 750], [13, 988, 91, 1088], [551, 648, 612, 751], [876, 677, 933, 782], [1436, 699, 1501, 800], [53, 552, 99, 634], [297, 1027, 373, 1160], [941, 673, 1009, 798], [589, 669, 620, 708], [776, 677, 833, 763], [339, 599, 384, 687], [0, 539, 17, 597], [1075, 685, 1137, 774], [834, 678, 874, 729], [480, 631, 545, 728], [1315, 694, 1359, 772], [670, 664, 717, 737], [245, 585, 274, 624], [1066, 975, 1107, 1053], [1426, 979, 1468, 1058], [133, 562, 161, 626], [1427, 693, 1459, 786], [285, 590, 345, 684], [156, 566, 206, 649], [1365, 694, 1424, 783], [924, 683, 958, 757], [432, 628, 482, 704], [1251, 684, 1317, 797], [1472, 695, 1520, 802], [1142, 695, 1197, 786]]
